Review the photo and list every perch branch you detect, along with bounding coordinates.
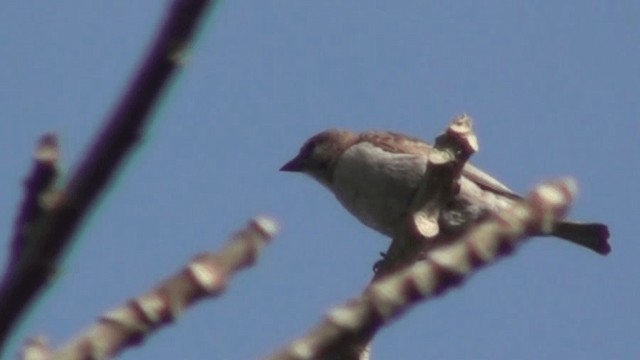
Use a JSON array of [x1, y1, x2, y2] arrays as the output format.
[[374, 114, 478, 278], [266, 178, 579, 360]]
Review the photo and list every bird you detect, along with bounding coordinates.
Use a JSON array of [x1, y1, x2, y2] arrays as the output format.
[[280, 129, 610, 255]]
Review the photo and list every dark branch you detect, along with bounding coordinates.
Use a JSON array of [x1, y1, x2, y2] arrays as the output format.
[[4, 134, 59, 283], [0, 0, 216, 352]]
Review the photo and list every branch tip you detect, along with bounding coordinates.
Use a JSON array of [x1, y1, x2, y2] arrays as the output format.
[[34, 133, 60, 163], [251, 216, 279, 239]]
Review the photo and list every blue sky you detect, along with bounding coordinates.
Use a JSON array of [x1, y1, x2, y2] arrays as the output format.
[[1, 1, 638, 359]]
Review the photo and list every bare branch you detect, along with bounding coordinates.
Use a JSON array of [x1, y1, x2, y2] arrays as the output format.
[[21, 217, 278, 360], [0, 0, 217, 352], [374, 114, 478, 278], [266, 178, 578, 360]]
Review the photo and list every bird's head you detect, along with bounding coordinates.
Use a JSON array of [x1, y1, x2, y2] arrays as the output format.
[[280, 129, 357, 187]]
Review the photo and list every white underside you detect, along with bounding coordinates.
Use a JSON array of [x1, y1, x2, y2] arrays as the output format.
[[332, 142, 427, 237], [329, 142, 514, 238]]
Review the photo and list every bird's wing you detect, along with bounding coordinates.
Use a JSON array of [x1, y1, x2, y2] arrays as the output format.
[[461, 163, 522, 200], [361, 131, 522, 200], [359, 131, 432, 155]]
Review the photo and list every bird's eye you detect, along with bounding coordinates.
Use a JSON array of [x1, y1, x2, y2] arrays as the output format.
[[312, 142, 329, 158]]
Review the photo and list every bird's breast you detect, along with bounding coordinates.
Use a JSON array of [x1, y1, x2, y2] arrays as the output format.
[[331, 142, 427, 237]]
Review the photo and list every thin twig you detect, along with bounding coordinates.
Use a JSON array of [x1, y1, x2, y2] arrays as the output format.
[[4, 134, 59, 284]]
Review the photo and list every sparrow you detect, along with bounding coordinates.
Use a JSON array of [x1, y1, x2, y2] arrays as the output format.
[[280, 129, 611, 255]]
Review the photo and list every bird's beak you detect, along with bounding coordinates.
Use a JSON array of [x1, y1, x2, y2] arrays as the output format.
[[280, 155, 305, 172]]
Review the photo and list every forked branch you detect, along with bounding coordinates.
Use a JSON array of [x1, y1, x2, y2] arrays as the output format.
[[0, 0, 217, 353]]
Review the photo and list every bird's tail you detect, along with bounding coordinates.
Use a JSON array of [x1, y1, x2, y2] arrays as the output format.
[[552, 221, 611, 255]]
